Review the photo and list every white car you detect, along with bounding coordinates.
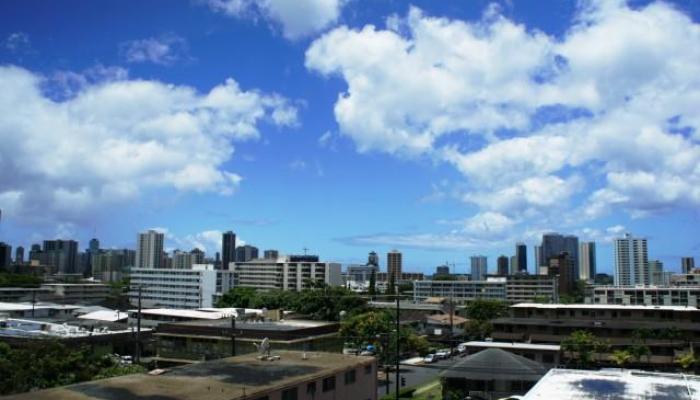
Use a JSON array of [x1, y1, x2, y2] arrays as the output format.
[[423, 354, 437, 363], [435, 349, 450, 359]]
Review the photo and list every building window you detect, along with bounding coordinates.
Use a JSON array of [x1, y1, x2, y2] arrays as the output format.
[[364, 364, 373, 375], [322, 376, 336, 392], [281, 388, 298, 400], [307, 382, 316, 395], [344, 369, 356, 385]]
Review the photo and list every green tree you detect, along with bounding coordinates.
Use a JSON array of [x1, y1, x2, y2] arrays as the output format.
[[368, 269, 376, 297], [610, 349, 633, 367], [216, 287, 259, 308], [562, 330, 600, 366], [0, 273, 42, 288], [0, 341, 145, 395], [629, 343, 651, 363], [387, 275, 396, 298], [676, 351, 696, 371], [465, 299, 508, 321]]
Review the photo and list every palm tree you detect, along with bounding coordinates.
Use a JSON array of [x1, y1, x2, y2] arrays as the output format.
[[676, 351, 696, 371], [610, 349, 633, 367]]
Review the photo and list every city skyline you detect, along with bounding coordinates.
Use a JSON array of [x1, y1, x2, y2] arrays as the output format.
[[1, 0, 700, 273]]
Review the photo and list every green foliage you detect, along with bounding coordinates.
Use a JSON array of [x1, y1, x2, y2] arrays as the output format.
[[610, 349, 633, 367], [0, 341, 144, 395], [340, 310, 430, 362], [398, 282, 413, 294], [368, 269, 376, 297], [676, 351, 696, 370], [0, 273, 42, 288], [101, 278, 131, 309], [216, 284, 367, 321], [216, 287, 258, 308], [465, 299, 508, 321], [465, 319, 493, 340], [562, 330, 606, 366]]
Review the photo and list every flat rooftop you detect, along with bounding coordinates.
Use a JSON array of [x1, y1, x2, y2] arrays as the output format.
[[0, 302, 81, 311], [524, 368, 700, 399], [463, 341, 560, 352], [167, 317, 336, 331], [512, 303, 699, 312], [3, 351, 374, 400], [129, 308, 264, 320]]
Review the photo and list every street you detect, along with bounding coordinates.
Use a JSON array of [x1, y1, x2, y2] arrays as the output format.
[[378, 356, 462, 398]]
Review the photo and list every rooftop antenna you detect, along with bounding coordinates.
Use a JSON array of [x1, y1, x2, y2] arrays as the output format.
[[303, 247, 309, 255]]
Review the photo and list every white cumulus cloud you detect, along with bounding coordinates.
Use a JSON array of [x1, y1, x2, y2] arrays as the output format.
[[204, 0, 346, 39], [0, 65, 297, 227], [306, 1, 700, 225]]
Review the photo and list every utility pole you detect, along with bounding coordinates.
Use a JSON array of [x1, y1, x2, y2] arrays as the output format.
[[395, 293, 400, 400], [231, 314, 237, 356], [135, 285, 142, 364]]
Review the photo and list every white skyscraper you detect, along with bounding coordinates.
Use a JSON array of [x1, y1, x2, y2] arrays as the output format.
[[579, 242, 597, 281], [470, 255, 488, 281], [135, 230, 164, 269], [614, 233, 648, 286]]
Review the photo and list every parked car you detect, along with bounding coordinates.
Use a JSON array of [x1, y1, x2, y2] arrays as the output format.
[[423, 354, 437, 363], [435, 349, 450, 359]]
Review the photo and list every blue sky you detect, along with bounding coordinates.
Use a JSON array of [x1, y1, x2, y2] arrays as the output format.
[[1, 0, 700, 275]]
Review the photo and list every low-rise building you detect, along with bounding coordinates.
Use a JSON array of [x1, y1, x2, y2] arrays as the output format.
[[506, 275, 558, 303], [523, 368, 700, 399], [5, 351, 378, 400], [128, 264, 218, 309], [126, 307, 259, 328], [0, 302, 81, 319], [154, 318, 342, 362], [230, 257, 342, 291], [589, 285, 700, 306], [414, 276, 558, 303], [460, 341, 561, 367], [41, 283, 110, 304], [414, 278, 507, 303], [491, 303, 700, 367]]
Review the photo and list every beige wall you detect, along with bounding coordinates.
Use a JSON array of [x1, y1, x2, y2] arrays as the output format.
[[251, 359, 378, 400]]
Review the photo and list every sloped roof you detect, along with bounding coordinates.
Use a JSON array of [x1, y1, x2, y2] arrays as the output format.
[[443, 348, 547, 381]]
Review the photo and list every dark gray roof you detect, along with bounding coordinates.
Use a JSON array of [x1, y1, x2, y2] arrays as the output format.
[[443, 348, 547, 381]]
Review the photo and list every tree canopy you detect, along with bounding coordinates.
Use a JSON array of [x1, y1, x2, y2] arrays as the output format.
[[216, 284, 368, 321], [0, 341, 145, 395]]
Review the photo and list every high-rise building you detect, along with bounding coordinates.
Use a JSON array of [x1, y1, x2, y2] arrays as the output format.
[[43, 240, 79, 274], [470, 255, 488, 281], [648, 260, 666, 285], [367, 251, 379, 267], [263, 249, 279, 260], [682, 257, 696, 274], [534, 245, 543, 269], [89, 238, 100, 253], [236, 245, 259, 262], [435, 265, 450, 276], [0, 242, 11, 268], [515, 243, 527, 273], [92, 249, 135, 282], [14, 246, 24, 265], [579, 242, 597, 281], [510, 256, 518, 275], [221, 231, 236, 270], [497, 255, 509, 276], [614, 233, 649, 286], [548, 252, 575, 296], [541, 233, 579, 279], [135, 230, 164, 269], [172, 249, 205, 269], [387, 250, 402, 284], [29, 244, 42, 264]]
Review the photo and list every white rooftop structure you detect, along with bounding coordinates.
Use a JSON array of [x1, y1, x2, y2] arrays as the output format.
[[512, 302, 699, 312], [77, 310, 128, 322], [0, 302, 81, 312], [129, 307, 264, 320], [462, 341, 560, 352], [524, 368, 700, 399], [0, 318, 141, 339]]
